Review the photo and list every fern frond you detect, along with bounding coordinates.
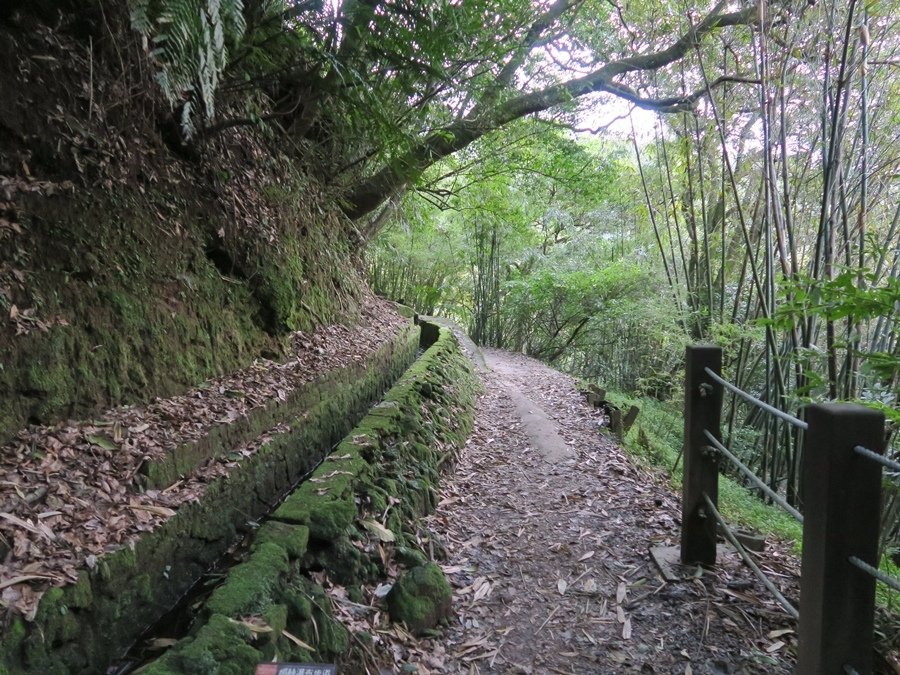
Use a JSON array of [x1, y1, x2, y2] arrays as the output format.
[[128, 0, 247, 138]]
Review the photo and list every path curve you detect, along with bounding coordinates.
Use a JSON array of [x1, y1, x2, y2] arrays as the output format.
[[425, 347, 797, 674]]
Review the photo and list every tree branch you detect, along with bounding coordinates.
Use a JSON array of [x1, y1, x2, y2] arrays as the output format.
[[344, 1, 761, 220]]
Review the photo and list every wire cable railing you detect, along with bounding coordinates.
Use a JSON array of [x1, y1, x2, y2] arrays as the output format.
[[702, 429, 804, 523], [701, 492, 800, 620], [854, 444, 900, 474], [848, 556, 900, 594], [703, 365, 808, 430], [683, 346, 896, 673]]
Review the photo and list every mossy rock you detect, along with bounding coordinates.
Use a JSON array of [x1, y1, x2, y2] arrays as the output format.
[[141, 614, 262, 675], [386, 563, 451, 634], [308, 496, 356, 541], [311, 537, 374, 585], [394, 546, 428, 569], [286, 579, 349, 659], [253, 521, 310, 559], [205, 543, 289, 618]]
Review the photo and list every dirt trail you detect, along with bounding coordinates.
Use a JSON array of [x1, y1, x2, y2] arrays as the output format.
[[425, 347, 799, 674]]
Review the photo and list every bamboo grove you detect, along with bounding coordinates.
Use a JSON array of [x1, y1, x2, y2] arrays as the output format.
[[367, 0, 900, 562]]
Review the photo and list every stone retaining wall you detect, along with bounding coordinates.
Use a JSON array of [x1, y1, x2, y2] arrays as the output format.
[[0, 321, 421, 675], [136, 322, 478, 674]]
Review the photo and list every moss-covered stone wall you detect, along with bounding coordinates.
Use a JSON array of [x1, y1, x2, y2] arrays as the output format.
[[133, 323, 479, 674], [0, 321, 421, 675], [0, 186, 362, 444]]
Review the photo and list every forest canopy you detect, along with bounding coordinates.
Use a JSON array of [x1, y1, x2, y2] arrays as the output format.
[[126, 0, 773, 222]]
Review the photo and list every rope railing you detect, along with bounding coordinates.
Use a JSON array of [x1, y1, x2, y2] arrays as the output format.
[[702, 492, 800, 620], [702, 429, 804, 523], [854, 444, 900, 474], [683, 346, 890, 673], [703, 366, 808, 430]]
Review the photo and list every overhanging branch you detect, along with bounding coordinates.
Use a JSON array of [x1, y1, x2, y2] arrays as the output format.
[[344, 0, 765, 221]]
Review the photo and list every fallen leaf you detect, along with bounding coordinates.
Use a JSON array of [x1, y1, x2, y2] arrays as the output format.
[[0, 574, 57, 591], [557, 579, 568, 595], [361, 519, 395, 542], [228, 617, 273, 633], [128, 505, 176, 518], [766, 641, 785, 653], [0, 513, 55, 540], [767, 628, 794, 639], [473, 579, 492, 602], [578, 550, 595, 562], [616, 581, 627, 604], [281, 630, 316, 652], [622, 617, 632, 639], [87, 434, 117, 451]]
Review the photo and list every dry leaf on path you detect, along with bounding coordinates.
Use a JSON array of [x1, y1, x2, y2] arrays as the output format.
[[361, 519, 395, 542]]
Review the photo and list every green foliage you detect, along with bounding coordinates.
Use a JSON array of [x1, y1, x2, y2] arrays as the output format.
[[770, 271, 900, 328], [129, 0, 247, 136], [604, 389, 803, 547], [369, 125, 690, 394]]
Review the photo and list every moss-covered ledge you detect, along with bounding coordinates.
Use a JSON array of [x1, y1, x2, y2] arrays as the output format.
[[137, 322, 479, 674], [0, 321, 420, 675]]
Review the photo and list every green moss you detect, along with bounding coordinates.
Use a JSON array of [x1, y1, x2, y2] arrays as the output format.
[[284, 586, 313, 621], [253, 521, 310, 559], [0, 616, 27, 661], [31, 587, 67, 643], [272, 460, 365, 541], [308, 496, 357, 541], [316, 615, 350, 657], [386, 563, 452, 634], [395, 546, 428, 568], [312, 537, 369, 585], [263, 604, 289, 641], [142, 614, 262, 675], [205, 543, 289, 618], [66, 574, 93, 608]]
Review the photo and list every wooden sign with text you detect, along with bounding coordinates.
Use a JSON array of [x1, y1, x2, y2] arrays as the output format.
[[255, 664, 336, 675]]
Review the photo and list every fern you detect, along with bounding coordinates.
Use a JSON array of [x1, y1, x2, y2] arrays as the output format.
[[128, 0, 246, 138]]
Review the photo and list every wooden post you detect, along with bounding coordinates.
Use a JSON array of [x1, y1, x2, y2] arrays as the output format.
[[680, 346, 723, 566], [609, 407, 623, 438], [622, 405, 640, 434], [797, 403, 885, 675]]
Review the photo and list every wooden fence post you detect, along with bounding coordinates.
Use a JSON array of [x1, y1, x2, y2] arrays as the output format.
[[680, 346, 723, 566], [797, 403, 885, 675]]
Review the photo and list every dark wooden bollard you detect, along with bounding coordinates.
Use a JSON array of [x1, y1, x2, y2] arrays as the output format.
[[680, 346, 723, 567], [622, 405, 640, 434], [609, 407, 622, 437], [797, 404, 885, 675]]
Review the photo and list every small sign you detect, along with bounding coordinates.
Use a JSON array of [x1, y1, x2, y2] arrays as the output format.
[[255, 664, 336, 675]]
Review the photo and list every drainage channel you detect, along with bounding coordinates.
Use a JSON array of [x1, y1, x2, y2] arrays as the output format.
[[107, 443, 337, 675], [105, 325, 435, 674]]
